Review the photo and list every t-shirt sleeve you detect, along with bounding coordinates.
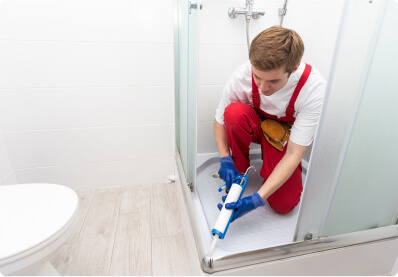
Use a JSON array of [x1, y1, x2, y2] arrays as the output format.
[[290, 80, 326, 146], [215, 81, 235, 125], [215, 63, 252, 125]]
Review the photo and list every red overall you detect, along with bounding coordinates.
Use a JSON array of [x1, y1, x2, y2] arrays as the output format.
[[223, 64, 312, 214]]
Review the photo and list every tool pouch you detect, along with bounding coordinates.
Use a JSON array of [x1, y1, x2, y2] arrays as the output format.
[[260, 118, 291, 151]]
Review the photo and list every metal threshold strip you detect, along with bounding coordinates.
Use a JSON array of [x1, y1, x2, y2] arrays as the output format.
[[201, 224, 398, 273]]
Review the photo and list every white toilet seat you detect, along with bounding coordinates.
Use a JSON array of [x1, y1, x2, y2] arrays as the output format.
[[0, 183, 79, 276]]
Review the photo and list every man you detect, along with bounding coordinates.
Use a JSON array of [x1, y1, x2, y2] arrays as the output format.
[[214, 26, 326, 222]]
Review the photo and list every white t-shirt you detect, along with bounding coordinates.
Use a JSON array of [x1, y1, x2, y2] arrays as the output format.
[[215, 61, 326, 146]]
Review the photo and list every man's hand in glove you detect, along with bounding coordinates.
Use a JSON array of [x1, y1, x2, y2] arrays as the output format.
[[217, 192, 265, 223], [218, 155, 239, 191]]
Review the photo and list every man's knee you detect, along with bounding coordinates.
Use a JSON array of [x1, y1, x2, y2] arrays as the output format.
[[224, 103, 255, 125], [268, 197, 300, 215]]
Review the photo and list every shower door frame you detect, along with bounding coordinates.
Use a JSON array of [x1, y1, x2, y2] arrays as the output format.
[[174, 0, 198, 189]]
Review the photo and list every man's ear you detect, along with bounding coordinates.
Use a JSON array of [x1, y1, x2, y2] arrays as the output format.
[[290, 64, 300, 74]]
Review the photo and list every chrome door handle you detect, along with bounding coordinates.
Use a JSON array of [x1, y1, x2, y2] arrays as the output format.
[[189, 0, 203, 14]]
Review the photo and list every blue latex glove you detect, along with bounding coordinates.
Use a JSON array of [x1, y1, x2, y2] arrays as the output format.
[[218, 156, 239, 191], [217, 192, 265, 223]]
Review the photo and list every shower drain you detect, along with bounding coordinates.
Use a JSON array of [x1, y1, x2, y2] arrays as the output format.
[[210, 172, 219, 179]]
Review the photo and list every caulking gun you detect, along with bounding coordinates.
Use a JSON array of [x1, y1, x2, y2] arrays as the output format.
[[209, 166, 255, 256]]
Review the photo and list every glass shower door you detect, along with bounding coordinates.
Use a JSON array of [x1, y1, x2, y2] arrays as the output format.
[[321, 0, 398, 236], [175, 0, 199, 186], [295, 0, 398, 241]]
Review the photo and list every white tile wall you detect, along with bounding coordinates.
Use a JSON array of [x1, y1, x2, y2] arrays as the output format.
[[199, 44, 248, 86], [0, 86, 174, 131], [0, 88, 134, 131], [0, 172, 18, 186], [197, 121, 217, 155], [197, 121, 262, 155], [0, 130, 14, 184], [0, 41, 173, 89], [0, 0, 175, 189], [131, 86, 175, 125], [0, 0, 174, 43], [283, 0, 345, 49], [302, 46, 335, 81], [197, 85, 223, 122], [15, 157, 175, 191], [6, 124, 174, 169], [196, 0, 345, 154]]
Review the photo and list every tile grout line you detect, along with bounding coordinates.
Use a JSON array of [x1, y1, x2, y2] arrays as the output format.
[[0, 85, 174, 90], [4, 122, 175, 133], [0, 39, 174, 45], [12, 157, 176, 171], [0, 170, 14, 185]]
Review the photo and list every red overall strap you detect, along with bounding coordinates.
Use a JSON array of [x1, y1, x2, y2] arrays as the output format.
[[284, 64, 312, 121], [252, 63, 312, 124]]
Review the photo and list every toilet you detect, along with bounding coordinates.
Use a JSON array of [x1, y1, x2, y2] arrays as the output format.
[[0, 183, 79, 276]]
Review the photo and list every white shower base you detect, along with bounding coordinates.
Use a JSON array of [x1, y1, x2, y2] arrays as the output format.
[[195, 151, 307, 258]]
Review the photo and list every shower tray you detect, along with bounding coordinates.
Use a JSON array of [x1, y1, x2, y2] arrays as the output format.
[[195, 152, 307, 258], [177, 151, 398, 274]]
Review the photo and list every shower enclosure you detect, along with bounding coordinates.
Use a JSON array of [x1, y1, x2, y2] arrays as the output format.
[[175, 0, 398, 274]]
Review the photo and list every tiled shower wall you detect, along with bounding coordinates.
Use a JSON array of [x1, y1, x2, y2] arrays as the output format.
[[0, 0, 175, 190], [197, 0, 346, 155]]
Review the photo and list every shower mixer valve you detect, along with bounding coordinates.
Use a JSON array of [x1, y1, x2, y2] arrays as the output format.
[[228, 0, 265, 20]]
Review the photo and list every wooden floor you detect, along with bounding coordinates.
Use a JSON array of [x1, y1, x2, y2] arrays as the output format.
[[50, 182, 194, 276]]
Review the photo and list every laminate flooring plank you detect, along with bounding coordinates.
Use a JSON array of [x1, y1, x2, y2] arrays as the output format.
[[151, 182, 183, 238], [120, 184, 151, 213], [51, 190, 94, 275], [50, 242, 76, 276], [70, 190, 94, 243], [152, 234, 193, 276], [65, 188, 121, 276], [110, 211, 152, 276]]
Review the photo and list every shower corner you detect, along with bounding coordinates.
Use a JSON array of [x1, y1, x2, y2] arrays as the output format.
[[201, 254, 215, 274]]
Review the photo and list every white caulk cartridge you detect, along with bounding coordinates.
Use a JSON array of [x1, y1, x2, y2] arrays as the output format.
[[209, 166, 255, 255]]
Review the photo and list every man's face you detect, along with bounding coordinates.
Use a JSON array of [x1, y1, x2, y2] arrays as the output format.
[[252, 66, 293, 97]]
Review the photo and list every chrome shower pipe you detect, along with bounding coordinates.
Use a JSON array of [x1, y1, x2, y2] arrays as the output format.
[[279, 0, 289, 26]]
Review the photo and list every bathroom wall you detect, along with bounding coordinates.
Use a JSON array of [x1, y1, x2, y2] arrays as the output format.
[[0, 0, 175, 190], [0, 0, 345, 189], [0, 127, 17, 186], [197, 0, 346, 155]]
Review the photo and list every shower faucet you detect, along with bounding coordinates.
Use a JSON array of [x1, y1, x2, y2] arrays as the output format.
[[228, 0, 265, 20]]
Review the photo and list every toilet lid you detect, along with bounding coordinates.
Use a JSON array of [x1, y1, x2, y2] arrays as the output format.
[[0, 183, 78, 261]]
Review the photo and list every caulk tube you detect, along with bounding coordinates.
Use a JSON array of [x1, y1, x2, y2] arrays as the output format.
[[211, 178, 246, 239], [210, 169, 253, 256]]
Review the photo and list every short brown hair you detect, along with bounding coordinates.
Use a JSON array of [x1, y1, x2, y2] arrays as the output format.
[[249, 26, 304, 73]]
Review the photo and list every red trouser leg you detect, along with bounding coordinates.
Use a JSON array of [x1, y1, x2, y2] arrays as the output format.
[[261, 139, 303, 214], [224, 103, 263, 173], [223, 103, 303, 214]]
